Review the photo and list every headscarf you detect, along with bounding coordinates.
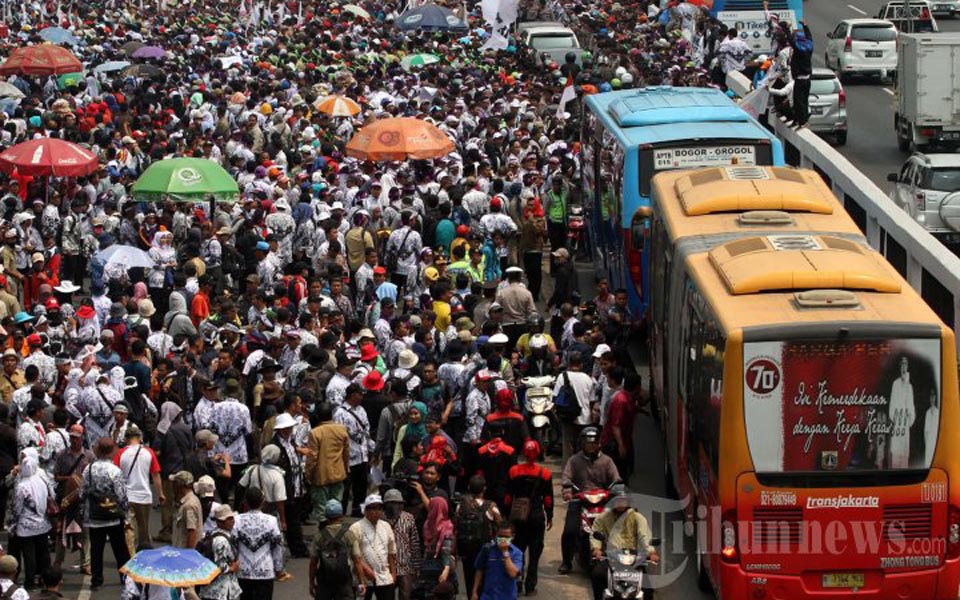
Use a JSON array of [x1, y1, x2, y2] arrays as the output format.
[[156, 401, 182, 435], [406, 401, 428, 442], [261, 444, 282, 466], [110, 366, 125, 395], [423, 496, 453, 557], [132, 282, 149, 304], [17, 448, 48, 517]]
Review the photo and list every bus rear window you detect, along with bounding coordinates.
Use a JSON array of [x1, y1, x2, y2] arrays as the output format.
[[743, 338, 941, 473]]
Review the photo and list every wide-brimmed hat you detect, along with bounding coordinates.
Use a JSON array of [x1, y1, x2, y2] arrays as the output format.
[[138, 299, 156, 318], [363, 370, 385, 392], [398, 349, 419, 370], [54, 280, 81, 294], [274, 412, 297, 429]]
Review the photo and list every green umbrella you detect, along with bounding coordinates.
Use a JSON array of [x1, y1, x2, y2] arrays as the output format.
[[400, 53, 440, 71], [57, 72, 83, 89], [131, 158, 239, 202]]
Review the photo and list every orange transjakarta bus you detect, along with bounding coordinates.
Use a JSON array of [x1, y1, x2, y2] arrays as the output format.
[[649, 166, 960, 600]]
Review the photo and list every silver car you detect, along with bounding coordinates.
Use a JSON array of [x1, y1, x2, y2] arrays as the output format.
[[888, 152, 960, 251], [930, 0, 959, 16], [807, 68, 848, 146]]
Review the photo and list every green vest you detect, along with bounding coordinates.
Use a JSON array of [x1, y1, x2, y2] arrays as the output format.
[[547, 189, 567, 223]]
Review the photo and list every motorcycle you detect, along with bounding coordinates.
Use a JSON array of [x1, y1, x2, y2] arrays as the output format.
[[594, 532, 661, 600], [522, 374, 557, 456], [573, 483, 615, 570], [567, 205, 586, 258]]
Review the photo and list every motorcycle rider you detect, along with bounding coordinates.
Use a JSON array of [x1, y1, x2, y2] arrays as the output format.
[[520, 334, 556, 377], [516, 315, 557, 359], [559, 427, 621, 574], [590, 485, 658, 600]]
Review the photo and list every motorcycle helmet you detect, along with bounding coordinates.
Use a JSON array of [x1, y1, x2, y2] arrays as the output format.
[[621, 72, 634, 85], [615, 66, 627, 78], [565, 51, 577, 64], [529, 334, 548, 351], [526, 313, 545, 331], [496, 388, 515, 411], [580, 426, 601, 445], [610, 78, 622, 89], [599, 82, 612, 93], [523, 439, 541, 462]]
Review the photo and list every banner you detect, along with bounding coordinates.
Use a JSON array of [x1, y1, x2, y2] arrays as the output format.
[[480, 0, 518, 51], [743, 338, 942, 473]]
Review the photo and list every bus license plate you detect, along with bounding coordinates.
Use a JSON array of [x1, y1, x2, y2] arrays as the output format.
[[822, 573, 864, 588]]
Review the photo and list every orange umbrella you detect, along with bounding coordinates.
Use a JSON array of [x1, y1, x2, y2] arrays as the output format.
[[346, 117, 455, 161], [0, 45, 82, 76], [315, 95, 362, 117]]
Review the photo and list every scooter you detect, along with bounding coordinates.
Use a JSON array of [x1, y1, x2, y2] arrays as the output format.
[[594, 532, 661, 600], [574, 483, 615, 570], [522, 374, 556, 456], [567, 205, 586, 258]]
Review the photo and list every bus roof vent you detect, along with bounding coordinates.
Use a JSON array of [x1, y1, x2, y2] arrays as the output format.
[[768, 235, 821, 251], [725, 167, 769, 180], [674, 167, 836, 216], [708, 236, 903, 295], [607, 87, 749, 127], [820, 236, 863, 253], [794, 290, 862, 309], [737, 211, 796, 226]]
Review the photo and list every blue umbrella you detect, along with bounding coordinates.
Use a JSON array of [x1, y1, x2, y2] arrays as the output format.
[[396, 3, 468, 31], [120, 547, 220, 587], [95, 244, 155, 269], [39, 27, 80, 46], [94, 60, 131, 74]]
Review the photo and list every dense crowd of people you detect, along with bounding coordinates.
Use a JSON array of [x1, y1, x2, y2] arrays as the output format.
[[0, 0, 771, 599]]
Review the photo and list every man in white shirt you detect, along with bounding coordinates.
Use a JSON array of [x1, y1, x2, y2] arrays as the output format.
[[554, 352, 597, 464], [234, 487, 287, 598], [349, 494, 398, 599], [114, 425, 164, 552]]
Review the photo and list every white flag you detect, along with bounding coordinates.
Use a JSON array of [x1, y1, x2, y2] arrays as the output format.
[[556, 77, 576, 118]]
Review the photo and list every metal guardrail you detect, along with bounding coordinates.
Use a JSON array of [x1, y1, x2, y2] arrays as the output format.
[[728, 71, 960, 352]]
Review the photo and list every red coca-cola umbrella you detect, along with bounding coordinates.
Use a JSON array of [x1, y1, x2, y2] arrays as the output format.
[[0, 45, 83, 76], [0, 138, 98, 177]]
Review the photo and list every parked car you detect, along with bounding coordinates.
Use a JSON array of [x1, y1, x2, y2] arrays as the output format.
[[807, 68, 848, 145], [877, 0, 939, 32], [825, 18, 898, 81], [929, 0, 959, 17], [888, 153, 960, 251]]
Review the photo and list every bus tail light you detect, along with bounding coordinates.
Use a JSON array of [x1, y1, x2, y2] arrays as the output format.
[[844, 37, 852, 53], [947, 505, 960, 559], [721, 510, 739, 563]]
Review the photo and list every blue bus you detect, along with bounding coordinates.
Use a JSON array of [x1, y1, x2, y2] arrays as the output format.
[[581, 86, 784, 316], [710, 0, 803, 54]]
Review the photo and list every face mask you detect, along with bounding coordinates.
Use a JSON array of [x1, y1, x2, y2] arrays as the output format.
[[497, 536, 512, 545]]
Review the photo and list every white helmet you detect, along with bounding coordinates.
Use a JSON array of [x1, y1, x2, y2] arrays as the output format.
[[529, 334, 548, 351], [615, 66, 627, 78], [622, 73, 634, 84]]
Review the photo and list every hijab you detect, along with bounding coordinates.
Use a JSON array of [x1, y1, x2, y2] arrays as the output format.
[[132, 281, 149, 303], [406, 401, 427, 442], [423, 496, 453, 557], [156, 401, 182, 435], [18, 448, 48, 515]]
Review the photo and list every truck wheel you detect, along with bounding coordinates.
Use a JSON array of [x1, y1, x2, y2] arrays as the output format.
[[835, 131, 847, 146]]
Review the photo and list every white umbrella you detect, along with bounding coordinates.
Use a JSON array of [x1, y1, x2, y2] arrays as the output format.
[[95, 244, 155, 269], [415, 86, 438, 101], [0, 82, 24, 99], [94, 61, 131, 74]]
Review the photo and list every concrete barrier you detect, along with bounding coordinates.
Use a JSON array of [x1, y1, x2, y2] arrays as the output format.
[[728, 71, 960, 354]]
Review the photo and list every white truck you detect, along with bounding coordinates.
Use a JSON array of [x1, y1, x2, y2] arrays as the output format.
[[895, 33, 960, 151]]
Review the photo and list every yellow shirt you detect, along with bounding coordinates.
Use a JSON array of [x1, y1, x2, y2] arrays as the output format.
[[433, 300, 452, 331], [516, 333, 557, 358]]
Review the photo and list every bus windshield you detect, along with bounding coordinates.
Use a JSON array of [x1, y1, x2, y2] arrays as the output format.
[[743, 338, 942, 473], [638, 142, 772, 195]]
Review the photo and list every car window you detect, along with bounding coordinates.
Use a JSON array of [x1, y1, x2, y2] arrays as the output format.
[[833, 24, 847, 38], [851, 25, 898, 41], [922, 168, 960, 192], [810, 78, 840, 95], [529, 35, 576, 50]]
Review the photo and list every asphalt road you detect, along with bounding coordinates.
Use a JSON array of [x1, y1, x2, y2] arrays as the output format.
[[51, 411, 711, 600], [802, 0, 960, 187]]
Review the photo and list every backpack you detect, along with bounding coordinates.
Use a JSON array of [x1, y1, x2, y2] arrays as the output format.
[[1, 583, 21, 600], [456, 498, 495, 549], [196, 530, 231, 562], [554, 372, 583, 423], [315, 525, 353, 584]]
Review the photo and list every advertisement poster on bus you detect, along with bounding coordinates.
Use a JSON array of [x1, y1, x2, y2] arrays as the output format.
[[743, 338, 941, 473], [717, 10, 797, 52]]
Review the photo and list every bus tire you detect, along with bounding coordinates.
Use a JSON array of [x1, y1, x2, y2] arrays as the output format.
[[663, 453, 677, 500], [696, 527, 713, 593]]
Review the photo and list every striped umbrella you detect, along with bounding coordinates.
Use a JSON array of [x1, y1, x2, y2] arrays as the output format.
[[315, 95, 361, 117], [400, 53, 440, 72]]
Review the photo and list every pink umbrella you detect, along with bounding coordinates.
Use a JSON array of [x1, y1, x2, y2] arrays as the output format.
[[131, 46, 167, 59]]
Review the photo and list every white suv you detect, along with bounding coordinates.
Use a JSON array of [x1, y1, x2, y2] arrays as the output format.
[[825, 18, 899, 81], [888, 153, 960, 249]]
